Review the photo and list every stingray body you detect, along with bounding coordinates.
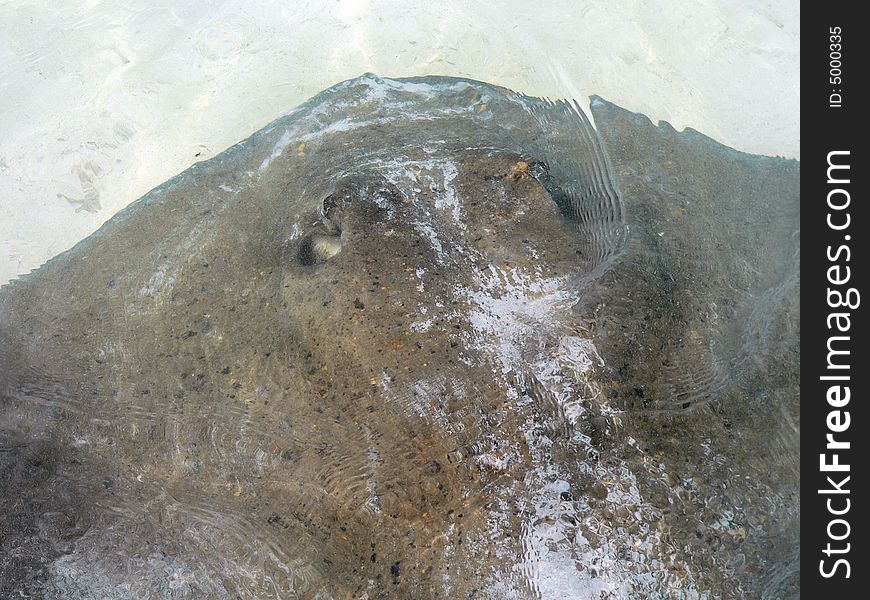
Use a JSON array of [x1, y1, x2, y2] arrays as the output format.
[[1, 75, 799, 599]]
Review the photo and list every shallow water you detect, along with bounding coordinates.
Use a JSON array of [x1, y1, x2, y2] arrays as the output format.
[[1, 74, 799, 598], [0, 0, 799, 286]]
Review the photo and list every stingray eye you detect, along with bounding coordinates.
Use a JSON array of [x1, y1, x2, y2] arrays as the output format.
[[296, 176, 405, 267], [297, 231, 341, 266]]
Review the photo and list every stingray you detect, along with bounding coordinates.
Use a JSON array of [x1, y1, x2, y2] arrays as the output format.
[[1, 75, 799, 599]]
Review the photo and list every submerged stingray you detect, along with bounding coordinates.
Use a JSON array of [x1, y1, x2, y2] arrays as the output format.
[[1, 75, 799, 599]]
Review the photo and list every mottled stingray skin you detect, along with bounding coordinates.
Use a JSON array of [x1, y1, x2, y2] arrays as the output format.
[[1, 75, 799, 599]]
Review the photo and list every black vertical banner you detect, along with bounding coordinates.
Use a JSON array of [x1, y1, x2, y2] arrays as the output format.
[[803, 7, 867, 597]]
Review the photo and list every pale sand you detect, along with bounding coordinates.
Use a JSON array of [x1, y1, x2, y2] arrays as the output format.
[[0, 0, 798, 285]]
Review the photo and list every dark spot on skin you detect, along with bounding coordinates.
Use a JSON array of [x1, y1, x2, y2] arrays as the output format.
[[354, 298, 365, 310], [267, 513, 289, 529]]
